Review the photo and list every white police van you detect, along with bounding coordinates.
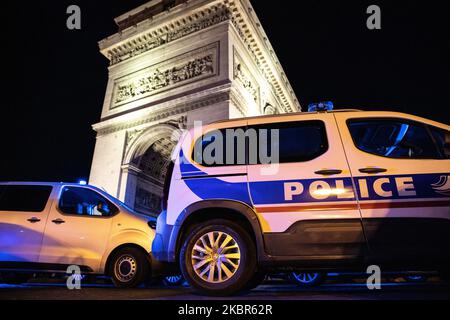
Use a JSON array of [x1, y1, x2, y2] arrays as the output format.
[[153, 104, 450, 295]]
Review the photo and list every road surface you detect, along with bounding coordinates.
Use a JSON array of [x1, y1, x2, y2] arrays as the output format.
[[1, 279, 448, 300]]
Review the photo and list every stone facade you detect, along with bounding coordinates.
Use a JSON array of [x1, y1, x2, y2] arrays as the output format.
[[89, 0, 301, 215]]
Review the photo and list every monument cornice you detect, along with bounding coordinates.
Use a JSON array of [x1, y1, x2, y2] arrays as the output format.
[[93, 90, 230, 136], [99, 0, 300, 114], [99, 0, 231, 66]]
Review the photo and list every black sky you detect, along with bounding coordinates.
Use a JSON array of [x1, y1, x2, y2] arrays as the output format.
[[1, 0, 449, 182]]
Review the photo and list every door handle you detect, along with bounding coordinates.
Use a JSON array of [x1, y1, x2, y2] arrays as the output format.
[[27, 217, 41, 223], [359, 167, 387, 174], [314, 169, 343, 176], [52, 219, 66, 225]]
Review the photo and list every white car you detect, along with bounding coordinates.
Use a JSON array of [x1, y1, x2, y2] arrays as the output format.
[[0, 182, 156, 288], [153, 106, 450, 295]]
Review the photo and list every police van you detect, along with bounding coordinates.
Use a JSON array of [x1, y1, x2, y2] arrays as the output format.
[[153, 104, 450, 295]]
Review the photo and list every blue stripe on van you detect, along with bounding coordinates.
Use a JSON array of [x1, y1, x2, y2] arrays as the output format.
[[182, 172, 450, 206]]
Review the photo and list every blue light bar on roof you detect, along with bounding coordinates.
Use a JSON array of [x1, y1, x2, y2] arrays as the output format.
[[308, 101, 334, 112]]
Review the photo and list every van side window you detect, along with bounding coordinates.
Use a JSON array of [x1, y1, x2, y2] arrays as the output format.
[[348, 119, 442, 159], [192, 121, 328, 166], [59, 187, 118, 217], [250, 120, 328, 164], [0, 185, 52, 212], [193, 127, 247, 167], [429, 126, 450, 159]]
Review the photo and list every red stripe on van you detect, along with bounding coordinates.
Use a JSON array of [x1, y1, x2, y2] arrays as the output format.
[[256, 200, 450, 213]]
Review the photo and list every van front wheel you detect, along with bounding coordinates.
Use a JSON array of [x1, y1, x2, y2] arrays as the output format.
[[109, 247, 149, 288], [180, 219, 256, 296]]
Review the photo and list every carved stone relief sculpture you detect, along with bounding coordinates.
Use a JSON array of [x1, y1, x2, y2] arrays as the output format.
[[111, 42, 219, 109], [233, 49, 260, 106]]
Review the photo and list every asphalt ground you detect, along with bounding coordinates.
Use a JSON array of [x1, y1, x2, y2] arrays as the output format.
[[0, 274, 448, 300]]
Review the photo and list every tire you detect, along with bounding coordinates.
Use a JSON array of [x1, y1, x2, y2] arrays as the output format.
[[163, 275, 185, 287], [243, 269, 266, 291], [109, 247, 149, 288], [288, 272, 324, 287], [180, 219, 257, 296]]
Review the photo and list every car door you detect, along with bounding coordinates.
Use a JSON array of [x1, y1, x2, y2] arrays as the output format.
[[334, 112, 450, 266], [39, 186, 115, 272], [0, 185, 53, 263], [247, 113, 367, 263]]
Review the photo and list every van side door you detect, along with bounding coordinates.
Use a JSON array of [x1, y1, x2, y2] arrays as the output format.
[[0, 185, 53, 263], [246, 113, 367, 264], [39, 186, 114, 272], [334, 112, 450, 266]]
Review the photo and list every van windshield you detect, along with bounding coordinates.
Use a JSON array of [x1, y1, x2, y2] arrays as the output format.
[[116, 198, 157, 218]]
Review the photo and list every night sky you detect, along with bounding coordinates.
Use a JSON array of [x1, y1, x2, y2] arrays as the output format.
[[2, 0, 449, 183]]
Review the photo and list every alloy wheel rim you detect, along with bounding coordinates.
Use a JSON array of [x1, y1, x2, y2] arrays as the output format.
[[293, 272, 319, 284], [114, 255, 137, 282], [166, 275, 183, 283], [191, 231, 241, 284]]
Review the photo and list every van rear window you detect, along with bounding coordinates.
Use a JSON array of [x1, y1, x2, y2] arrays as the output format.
[[0, 185, 53, 212]]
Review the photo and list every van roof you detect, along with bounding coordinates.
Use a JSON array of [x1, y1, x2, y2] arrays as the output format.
[[0, 181, 90, 187], [212, 109, 363, 125]]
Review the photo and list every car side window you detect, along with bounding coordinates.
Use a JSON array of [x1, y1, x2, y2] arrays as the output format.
[[429, 126, 450, 159], [59, 187, 118, 217], [0, 185, 52, 212], [348, 119, 442, 159]]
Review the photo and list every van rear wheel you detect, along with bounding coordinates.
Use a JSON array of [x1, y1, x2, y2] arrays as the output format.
[[180, 219, 256, 296], [289, 272, 324, 287]]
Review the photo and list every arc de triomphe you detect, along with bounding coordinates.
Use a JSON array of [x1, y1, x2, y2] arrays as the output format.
[[89, 0, 301, 215]]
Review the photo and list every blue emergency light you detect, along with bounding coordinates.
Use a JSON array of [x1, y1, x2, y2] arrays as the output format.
[[308, 101, 334, 112]]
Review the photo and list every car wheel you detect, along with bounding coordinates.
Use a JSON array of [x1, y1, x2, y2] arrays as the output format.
[[109, 247, 149, 288], [180, 219, 257, 296], [163, 275, 185, 287], [289, 272, 324, 287]]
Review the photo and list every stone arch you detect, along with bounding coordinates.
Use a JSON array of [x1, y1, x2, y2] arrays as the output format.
[[124, 124, 180, 165], [120, 124, 181, 215]]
